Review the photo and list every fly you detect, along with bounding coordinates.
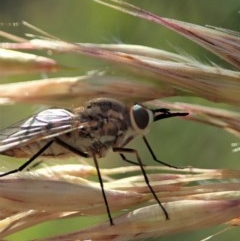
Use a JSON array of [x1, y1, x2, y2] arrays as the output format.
[[0, 97, 188, 225]]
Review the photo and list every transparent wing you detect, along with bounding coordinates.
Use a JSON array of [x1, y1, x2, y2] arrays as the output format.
[[0, 108, 84, 153]]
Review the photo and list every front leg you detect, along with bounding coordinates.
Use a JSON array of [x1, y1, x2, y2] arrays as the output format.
[[112, 147, 169, 220]]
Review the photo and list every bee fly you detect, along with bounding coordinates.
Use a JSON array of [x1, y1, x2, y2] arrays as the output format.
[[0, 98, 188, 225]]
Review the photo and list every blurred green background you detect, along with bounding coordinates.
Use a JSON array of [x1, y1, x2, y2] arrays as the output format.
[[0, 0, 240, 240]]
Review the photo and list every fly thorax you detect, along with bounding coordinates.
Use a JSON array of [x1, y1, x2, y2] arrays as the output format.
[[78, 98, 131, 156], [84, 98, 130, 139], [129, 104, 154, 136]]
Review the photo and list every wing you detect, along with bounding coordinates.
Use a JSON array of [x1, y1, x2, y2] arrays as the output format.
[[0, 108, 85, 153]]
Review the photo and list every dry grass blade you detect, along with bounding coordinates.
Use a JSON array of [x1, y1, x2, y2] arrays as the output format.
[[0, 39, 239, 106], [0, 164, 147, 239], [0, 48, 61, 75], [72, 44, 240, 106], [93, 0, 240, 69], [0, 165, 240, 240], [0, 74, 177, 106]]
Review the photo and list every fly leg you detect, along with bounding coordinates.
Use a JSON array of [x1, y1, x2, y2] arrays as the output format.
[[92, 154, 114, 225], [119, 153, 145, 166], [113, 147, 169, 220], [142, 136, 184, 169], [0, 140, 54, 177], [26, 160, 44, 171], [116, 136, 144, 166], [55, 138, 114, 226]]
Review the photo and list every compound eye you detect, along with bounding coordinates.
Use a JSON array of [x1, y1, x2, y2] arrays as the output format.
[[131, 104, 154, 133]]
